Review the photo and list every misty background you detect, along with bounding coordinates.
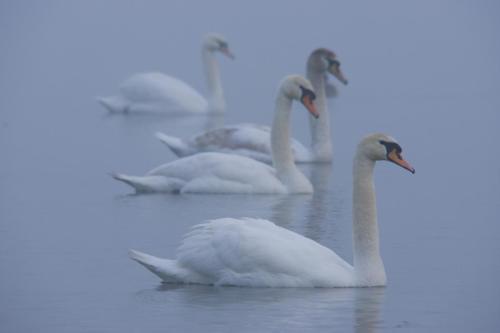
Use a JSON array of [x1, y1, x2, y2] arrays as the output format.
[[1, 1, 499, 332]]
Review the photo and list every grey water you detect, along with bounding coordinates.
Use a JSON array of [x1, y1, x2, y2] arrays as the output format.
[[1, 1, 500, 332]]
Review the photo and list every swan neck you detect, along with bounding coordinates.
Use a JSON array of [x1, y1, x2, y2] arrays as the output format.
[[306, 68, 332, 161], [352, 152, 386, 285], [271, 94, 294, 175], [202, 47, 225, 113]]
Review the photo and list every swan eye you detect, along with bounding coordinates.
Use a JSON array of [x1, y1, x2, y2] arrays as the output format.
[[379, 140, 402, 155], [300, 86, 316, 101]]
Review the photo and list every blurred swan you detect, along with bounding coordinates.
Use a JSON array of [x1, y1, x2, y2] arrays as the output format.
[[98, 33, 233, 114], [129, 133, 415, 287], [112, 75, 318, 194], [156, 48, 347, 162]]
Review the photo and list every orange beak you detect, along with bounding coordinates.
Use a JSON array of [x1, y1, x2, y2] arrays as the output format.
[[220, 47, 235, 59], [301, 95, 319, 119], [332, 68, 348, 85], [328, 66, 348, 85], [387, 150, 415, 174]]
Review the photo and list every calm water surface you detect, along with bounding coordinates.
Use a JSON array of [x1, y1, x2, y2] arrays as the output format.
[[1, 1, 500, 332], [1, 95, 499, 332]]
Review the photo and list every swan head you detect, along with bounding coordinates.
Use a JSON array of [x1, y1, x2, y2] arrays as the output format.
[[308, 48, 348, 85], [358, 133, 415, 173], [203, 33, 235, 59], [280, 75, 319, 118]]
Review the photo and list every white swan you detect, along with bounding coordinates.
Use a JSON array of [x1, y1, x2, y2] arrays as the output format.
[[156, 48, 347, 162], [97, 33, 233, 114], [112, 75, 319, 194], [129, 133, 415, 287]]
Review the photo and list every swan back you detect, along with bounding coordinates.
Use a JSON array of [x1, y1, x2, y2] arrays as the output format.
[[119, 73, 208, 113], [175, 218, 354, 287], [146, 152, 287, 194]]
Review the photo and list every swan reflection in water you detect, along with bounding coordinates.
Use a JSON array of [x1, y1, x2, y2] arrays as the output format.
[[134, 284, 385, 331], [354, 287, 385, 333], [269, 163, 344, 245]]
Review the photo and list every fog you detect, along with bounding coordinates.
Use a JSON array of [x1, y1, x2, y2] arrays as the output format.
[[1, 1, 499, 332]]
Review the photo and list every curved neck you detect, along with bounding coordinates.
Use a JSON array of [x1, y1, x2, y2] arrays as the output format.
[[202, 47, 225, 113], [271, 94, 295, 175], [306, 68, 332, 161], [352, 152, 386, 285]]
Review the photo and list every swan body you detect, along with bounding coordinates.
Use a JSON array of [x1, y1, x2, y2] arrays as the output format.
[[113, 75, 319, 194], [113, 152, 287, 194], [156, 48, 347, 162], [130, 218, 354, 287], [129, 133, 415, 287], [99, 73, 208, 113], [98, 33, 233, 114], [156, 124, 312, 164]]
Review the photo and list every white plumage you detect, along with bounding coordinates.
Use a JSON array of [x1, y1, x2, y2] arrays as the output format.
[[113, 152, 287, 194], [156, 48, 348, 162], [130, 218, 354, 287], [129, 133, 415, 288], [156, 124, 312, 164], [98, 73, 208, 113], [112, 75, 318, 194], [98, 33, 232, 114]]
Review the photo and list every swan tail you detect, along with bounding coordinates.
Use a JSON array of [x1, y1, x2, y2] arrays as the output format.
[[96, 96, 128, 113], [155, 132, 191, 157], [111, 173, 183, 193], [129, 249, 184, 283]]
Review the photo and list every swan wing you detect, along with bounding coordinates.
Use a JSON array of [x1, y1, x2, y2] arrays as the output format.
[[190, 124, 271, 152], [119, 72, 208, 112], [176, 218, 354, 287], [147, 152, 286, 194], [185, 123, 312, 163]]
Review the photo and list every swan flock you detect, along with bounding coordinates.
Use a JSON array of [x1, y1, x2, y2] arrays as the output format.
[[156, 48, 348, 163], [129, 134, 415, 287], [100, 33, 416, 288], [113, 75, 318, 194]]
